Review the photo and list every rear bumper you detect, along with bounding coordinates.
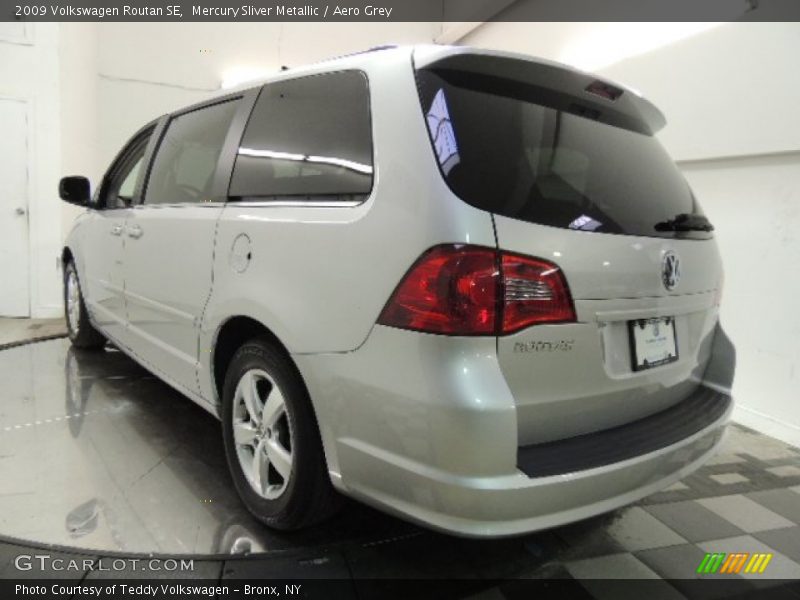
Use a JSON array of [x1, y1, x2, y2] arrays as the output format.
[[517, 386, 730, 478], [295, 325, 732, 538], [336, 394, 729, 538]]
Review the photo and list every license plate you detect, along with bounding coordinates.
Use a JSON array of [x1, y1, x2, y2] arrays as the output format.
[[628, 317, 678, 371]]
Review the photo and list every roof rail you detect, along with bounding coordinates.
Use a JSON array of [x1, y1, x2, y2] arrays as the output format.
[[327, 44, 399, 61]]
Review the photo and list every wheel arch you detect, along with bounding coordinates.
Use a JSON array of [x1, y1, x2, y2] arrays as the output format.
[[62, 246, 74, 268], [212, 315, 299, 411], [211, 314, 338, 482]]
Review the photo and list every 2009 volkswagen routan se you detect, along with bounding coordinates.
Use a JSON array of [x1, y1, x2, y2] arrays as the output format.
[[59, 45, 735, 537]]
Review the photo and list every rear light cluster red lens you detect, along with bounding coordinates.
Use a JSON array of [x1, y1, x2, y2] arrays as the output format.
[[377, 245, 576, 336]]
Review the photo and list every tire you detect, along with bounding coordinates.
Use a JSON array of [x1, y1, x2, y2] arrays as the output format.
[[221, 338, 341, 530], [64, 260, 106, 350]]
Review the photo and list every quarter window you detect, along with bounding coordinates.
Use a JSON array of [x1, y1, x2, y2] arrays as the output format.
[[229, 70, 373, 201], [145, 100, 239, 205], [117, 160, 142, 202], [101, 128, 153, 209]]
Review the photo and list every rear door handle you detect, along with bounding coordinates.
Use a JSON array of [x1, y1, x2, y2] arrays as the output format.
[[110, 224, 123, 236], [127, 225, 143, 239]]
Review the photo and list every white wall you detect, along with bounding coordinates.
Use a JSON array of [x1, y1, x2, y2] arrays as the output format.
[[600, 23, 800, 446], [0, 23, 64, 318], [59, 24, 100, 251], [463, 22, 800, 162], [599, 23, 800, 162], [2, 22, 439, 319], [681, 153, 800, 446], [93, 23, 440, 176], [461, 21, 800, 445]]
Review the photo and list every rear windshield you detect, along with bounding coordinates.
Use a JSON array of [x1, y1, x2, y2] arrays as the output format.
[[416, 67, 710, 239]]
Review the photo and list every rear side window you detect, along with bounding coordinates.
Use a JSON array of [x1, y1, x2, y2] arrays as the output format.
[[229, 70, 373, 202], [416, 67, 709, 239], [145, 99, 239, 205]]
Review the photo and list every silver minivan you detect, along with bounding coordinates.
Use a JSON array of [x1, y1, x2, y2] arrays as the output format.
[[59, 45, 734, 537]]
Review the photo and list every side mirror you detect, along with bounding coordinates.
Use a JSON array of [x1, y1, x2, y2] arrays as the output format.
[[59, 176, 91, 206]]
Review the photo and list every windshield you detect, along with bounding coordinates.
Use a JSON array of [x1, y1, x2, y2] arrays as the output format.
[[416, 66, 711, 239]]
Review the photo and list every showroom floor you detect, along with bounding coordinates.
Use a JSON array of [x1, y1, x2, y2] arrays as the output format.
[[1, 325, 799, 597], [0, 316, 66, 347]]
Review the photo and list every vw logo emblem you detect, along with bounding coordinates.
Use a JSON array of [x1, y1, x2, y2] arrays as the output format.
[[662, 251, 681, 291]]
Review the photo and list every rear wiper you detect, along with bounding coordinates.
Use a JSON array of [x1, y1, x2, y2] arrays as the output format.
[[655, 213, 714, 232]]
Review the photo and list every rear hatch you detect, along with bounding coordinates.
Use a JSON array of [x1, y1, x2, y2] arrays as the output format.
[[414, 48, 723, 445]]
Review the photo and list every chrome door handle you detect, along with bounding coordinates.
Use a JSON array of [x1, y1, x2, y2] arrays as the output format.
[[127, 225, 143, 239], [110, 224, 124, 236]]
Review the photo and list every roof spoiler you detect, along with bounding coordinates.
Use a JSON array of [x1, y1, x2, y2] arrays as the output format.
[[414, 47, 666, 136]]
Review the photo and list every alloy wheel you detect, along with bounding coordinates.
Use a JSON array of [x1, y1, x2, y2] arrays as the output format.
[[66, 269, 81, 335], [232, 369, 294, 500]]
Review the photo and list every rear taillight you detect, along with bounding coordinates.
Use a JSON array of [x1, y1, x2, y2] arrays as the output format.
[[376, 246, 498, 335], [501, 253, 576, 333], [377, 245, 575, 336]]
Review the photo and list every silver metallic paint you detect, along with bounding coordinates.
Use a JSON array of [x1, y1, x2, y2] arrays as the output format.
[[63, 45, 731, 537]]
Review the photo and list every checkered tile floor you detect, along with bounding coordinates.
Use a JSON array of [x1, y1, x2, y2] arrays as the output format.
[[277, 422, 800, 597], [2, 421, 799, 598], [482, 422, 800, 596]]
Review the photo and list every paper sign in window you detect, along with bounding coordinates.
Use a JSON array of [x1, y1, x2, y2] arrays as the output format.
[[426, 89, 460, 175]]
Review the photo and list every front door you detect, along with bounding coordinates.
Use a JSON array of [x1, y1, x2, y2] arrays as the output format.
[[80, 126, 154, 345], [0, 98, 29, 317]]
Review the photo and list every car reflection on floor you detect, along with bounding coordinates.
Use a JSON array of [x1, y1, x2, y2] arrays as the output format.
[[0, 339, 417, 555], [2, 338, 799, 587]]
